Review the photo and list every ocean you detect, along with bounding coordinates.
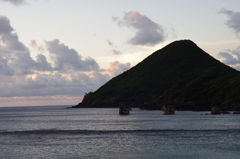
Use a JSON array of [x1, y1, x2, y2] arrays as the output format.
[[0, 106, 240, 159]]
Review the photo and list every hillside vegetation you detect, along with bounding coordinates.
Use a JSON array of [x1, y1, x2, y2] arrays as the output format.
[[75, 40, 240, 110]]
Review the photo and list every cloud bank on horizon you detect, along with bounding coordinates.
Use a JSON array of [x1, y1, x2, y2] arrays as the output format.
[[0, 15, 131, 105]]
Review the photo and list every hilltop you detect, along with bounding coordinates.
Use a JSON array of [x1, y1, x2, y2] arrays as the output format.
[[74, 40, 240, 110]]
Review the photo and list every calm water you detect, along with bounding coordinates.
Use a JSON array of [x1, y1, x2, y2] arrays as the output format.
[[0, 106, 240, 159]]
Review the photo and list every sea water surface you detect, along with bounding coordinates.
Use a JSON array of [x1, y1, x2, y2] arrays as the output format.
[[0, 106, 240, 159]]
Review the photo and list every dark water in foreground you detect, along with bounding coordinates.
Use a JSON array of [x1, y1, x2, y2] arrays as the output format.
[[0, 106, 240, 159]]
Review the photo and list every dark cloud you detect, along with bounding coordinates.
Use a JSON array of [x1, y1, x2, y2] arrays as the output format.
[[220, 8, 240, 35], [0, 15, 14, 34], [0, 0, 26, 6], [218, 46, 240, 69], [0, 52, 13, 75], [0, 16, 99, 75], [113, 11, 166, 46], [111, 49, 121, 55], [35, 54, 52, 71], [0, 15, 113, 101], [106, 40, 115, 47], [106, 40, 122, 55], [0, 16, 51, 75], [0, 16, 26, 51], [218, 52, 238, 65], [0, 72, 111, 97], [107, 61, 131, 77], [45, 39, 100, 72]]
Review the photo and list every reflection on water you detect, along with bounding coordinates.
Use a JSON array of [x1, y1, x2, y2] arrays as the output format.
[[1, 107, 240, 132], [0, 106, 240, 158], [1, 130, 240, 159]]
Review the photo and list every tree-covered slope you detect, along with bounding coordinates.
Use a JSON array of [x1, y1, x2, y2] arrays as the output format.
[[75, 40, 240, 110]]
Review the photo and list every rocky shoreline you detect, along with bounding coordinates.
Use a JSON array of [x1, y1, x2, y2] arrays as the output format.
[[70, 102, 240, 115]]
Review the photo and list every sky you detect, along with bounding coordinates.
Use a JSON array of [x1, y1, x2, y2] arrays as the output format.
[[0, 0, 240, 107]]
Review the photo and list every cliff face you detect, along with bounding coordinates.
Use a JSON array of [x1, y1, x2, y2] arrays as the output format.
[[75, 40, 240, 110]]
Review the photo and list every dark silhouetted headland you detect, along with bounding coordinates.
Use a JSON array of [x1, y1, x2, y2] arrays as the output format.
[[73, 40, 240, 111]]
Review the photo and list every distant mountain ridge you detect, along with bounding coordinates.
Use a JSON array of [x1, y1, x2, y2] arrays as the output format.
[[74, 40, 240, 110]]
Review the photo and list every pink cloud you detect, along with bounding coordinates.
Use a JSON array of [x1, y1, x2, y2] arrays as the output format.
[[29, 39, 37, 47], [107, 61, 131, 77]]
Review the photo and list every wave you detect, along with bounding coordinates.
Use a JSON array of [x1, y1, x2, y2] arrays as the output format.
[[0, 129, 239, 135]]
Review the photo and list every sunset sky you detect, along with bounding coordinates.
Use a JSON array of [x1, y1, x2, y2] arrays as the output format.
[[0, 0, 240, 107]]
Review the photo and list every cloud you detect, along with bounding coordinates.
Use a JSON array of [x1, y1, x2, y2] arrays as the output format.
[[0, 15, 134, 106], [220, 8, 240, 35], [0, 0, 26, 6], [0, 72, 111, 97], [107, 61, 131, 77], [29, 40, 37, 47], [218, 46, 240, 69], [29, 39, 44, 53], [218, 52, 238, 65], [111, 49, 121, 55], [45, 39, 100, 72], [113, 11, 166, 46], [0, 15, 14, 34], [0, 16, 51, 75], [0, 15, 112, 103], [106, 40, 122, 55], [0, 16, 26, 51], [106, 40, 116, 47], [35, 54, 52, 71]]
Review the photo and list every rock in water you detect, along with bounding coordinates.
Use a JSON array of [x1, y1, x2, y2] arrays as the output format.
[[119, 102, 131, 115], [233, 112, 240, 114], [211, 107, 221, 114], [162, 105, 175, 115]]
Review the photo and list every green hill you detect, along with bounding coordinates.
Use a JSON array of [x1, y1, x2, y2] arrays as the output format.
[[75, 40, 240, 110]]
